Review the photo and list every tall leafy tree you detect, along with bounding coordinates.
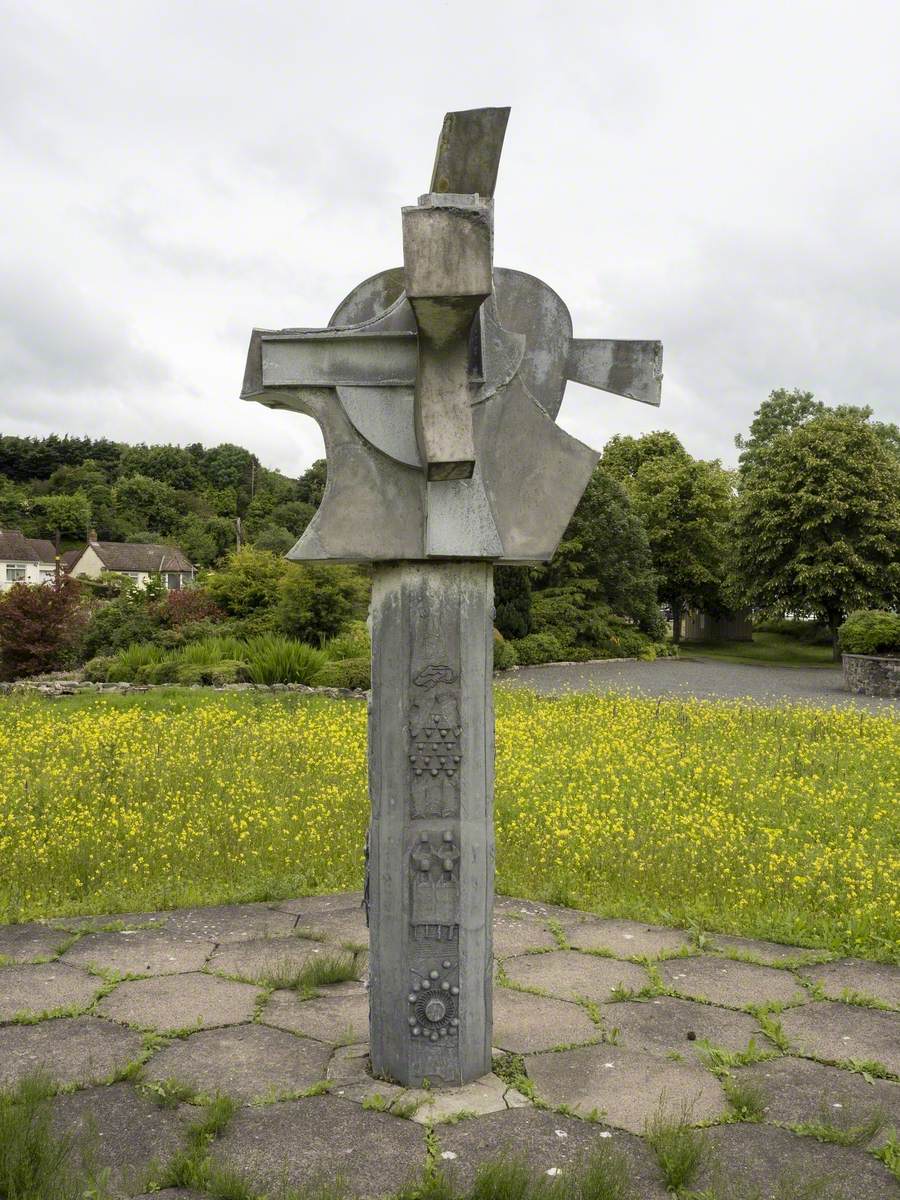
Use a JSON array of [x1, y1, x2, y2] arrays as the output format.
[[630, 455, 733, 642], [735, 388, 824, 473], [546, 467, 662, 634], [600, 431, 688, 482], [732, 410, 900, 657]]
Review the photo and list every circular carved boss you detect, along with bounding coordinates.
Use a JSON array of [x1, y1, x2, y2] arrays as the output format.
[[408, 962, 460, 1041]]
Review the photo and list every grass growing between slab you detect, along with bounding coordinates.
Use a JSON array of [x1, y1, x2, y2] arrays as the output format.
[[1, 689, 898, 960]]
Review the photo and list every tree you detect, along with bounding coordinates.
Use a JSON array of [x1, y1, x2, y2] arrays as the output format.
[[545, 467, 662, 634], [113, 475, 181, 538], [735, 388, 824, 474], [176, 515, 236, 567], [631, 455, 733, 642], [0, 578, 86, 679], [276, 563, 369, 645], [600, 431, 689, 483], [494, 567, 532, 639], [296, 459, 328, 510], [253, 525, 297, 555], [732, 411, 900, 657], [31, 491, 92, 540]]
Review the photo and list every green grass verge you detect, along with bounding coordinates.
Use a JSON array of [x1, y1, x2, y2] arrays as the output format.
[[679, 631, 835, 668]]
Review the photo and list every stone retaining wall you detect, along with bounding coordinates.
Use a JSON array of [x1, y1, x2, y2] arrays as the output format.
[[0, 678, 368, 700], [842, 653, 900, 698]]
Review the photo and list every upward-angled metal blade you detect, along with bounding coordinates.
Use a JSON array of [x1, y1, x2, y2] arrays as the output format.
[[430, 107, 511, 197]]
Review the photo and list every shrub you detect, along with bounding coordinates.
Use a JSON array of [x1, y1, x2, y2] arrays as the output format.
[[322, 620, 371, 661], [202, 548, 287, 617], [80, 586, 161, 659], [175, 659, 248, 686], [839, 610, 900, 656], [510, 632, 564, 665], [106, 642, 166, 682], [159, 587, 222, 628], [0, 578, 86, 680], [494, 566, 532, 639], [82, 655, 114, 682], [493, 634, 518, 671], [316, 657, 371, 689], [244, 634, 327, 685], [755, 617, 831, 645], [136, 659, 181, 685], [276, 563, 369, 645]]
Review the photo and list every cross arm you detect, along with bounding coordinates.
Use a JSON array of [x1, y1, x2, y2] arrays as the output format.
[[241, 327, 418, 397], [566, 339, 663, 407]]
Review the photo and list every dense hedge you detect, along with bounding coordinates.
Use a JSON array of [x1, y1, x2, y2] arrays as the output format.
[[839, 610, 900, 656]]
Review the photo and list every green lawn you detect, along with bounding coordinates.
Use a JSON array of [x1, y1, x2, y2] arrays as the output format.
[[1, 688, 897, 959], [680, 631, 835, 668]]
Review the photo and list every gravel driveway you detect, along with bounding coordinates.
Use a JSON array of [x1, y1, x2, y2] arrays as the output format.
[[499, 656, 897, 713]]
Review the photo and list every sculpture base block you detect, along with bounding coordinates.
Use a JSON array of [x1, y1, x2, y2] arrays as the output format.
[[367, 562, 494, 1087]]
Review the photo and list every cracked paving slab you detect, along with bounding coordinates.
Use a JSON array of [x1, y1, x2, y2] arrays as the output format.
[[777, 1000, 900, 1074], [97, 971, 259, 1033], [62, 929, 215, 977], [262, 981, 369, 1043], [659, 955, 807, 1008], [51, 1082, 189, 1197], [491, 986, 598, 1052], [142, 1022, 330, 1102], [503, 949, 649, 1001], [735, 1055, 900, 1141], [0, 961, 101, 1020], [211, 1094, 427, 1197], [0, 1015, 143, 1089], [164, 902, 300, 942], [0, 922, 68, 963], [799, 957, 900, 1009], [403, 1072, 529, 1124], [525, 1042, 725, 1133], [432, 1107, 669, 1198], [561, 917, 691, 960], [695, 1122, 897, 1199], [603, 995, 773, 1060], [207, 935, 326, 983]]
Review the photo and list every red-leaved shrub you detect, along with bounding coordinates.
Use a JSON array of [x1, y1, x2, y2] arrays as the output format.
[[0, 577, 86, 680]]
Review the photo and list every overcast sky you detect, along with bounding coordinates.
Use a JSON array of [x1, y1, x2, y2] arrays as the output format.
[[3, 1, 899, 478]]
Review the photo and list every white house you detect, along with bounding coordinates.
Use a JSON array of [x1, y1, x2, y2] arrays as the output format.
[[66, 537, 195, 590], [0, 529, 58, 591]]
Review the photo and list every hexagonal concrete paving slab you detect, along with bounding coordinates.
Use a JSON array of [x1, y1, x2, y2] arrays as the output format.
[[51, 1082, 188, 1196], [0, 961, 100, 1020], [0, 922, 66, 964], [659, 956, 807, 1008], [432, 1107, 669, 1198], [778, 1000, 900, 1074], [525, 1042, 725, 1133], [207, 935, 326, 984], [800, 957, 900, 1009], [503, 949, 649, 1001], [403, 1072, 529, 1124], [492, 986, 598, 1052], [604, 995, 771, 1060], [143, 1022, 330, 1102], [262, 981, 369, 1044], [271, 893, 369, 947], [212, 1094, 427, 1197], [164, 901, 300, 942], [492, 914, 558, 957], [694, 1123, 896, 1199], [735, 1054, 900, 1137], [98, 971, 259, 1032], [562, 918, 691, 960], [0, 1014, 142, 1089], [709, 933, 828, 964], [62, 929, 214, 977]]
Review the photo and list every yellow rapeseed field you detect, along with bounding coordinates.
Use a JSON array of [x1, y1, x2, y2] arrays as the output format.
[[0, 690, 897, 959]]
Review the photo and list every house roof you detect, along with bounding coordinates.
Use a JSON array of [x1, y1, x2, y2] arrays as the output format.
[[87, 541, 194, 573], [0, 529, 57, 563], [60, 549, 82, 571]]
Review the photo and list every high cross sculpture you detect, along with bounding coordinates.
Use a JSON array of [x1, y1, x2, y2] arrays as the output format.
[[241, 107, 662, 1088]]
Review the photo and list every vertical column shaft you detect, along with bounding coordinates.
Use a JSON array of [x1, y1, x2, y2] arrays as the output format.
[[368, 562, 494, 1087]]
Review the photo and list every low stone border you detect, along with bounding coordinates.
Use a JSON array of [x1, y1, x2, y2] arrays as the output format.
[[842, 652, 900, 698], [0, 678, 369, 700]]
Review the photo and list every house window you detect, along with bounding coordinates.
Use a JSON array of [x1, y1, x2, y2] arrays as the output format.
[[6, 563, 26, 582], [40, 569, 55, 582], [165, 572, 182, 590]]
